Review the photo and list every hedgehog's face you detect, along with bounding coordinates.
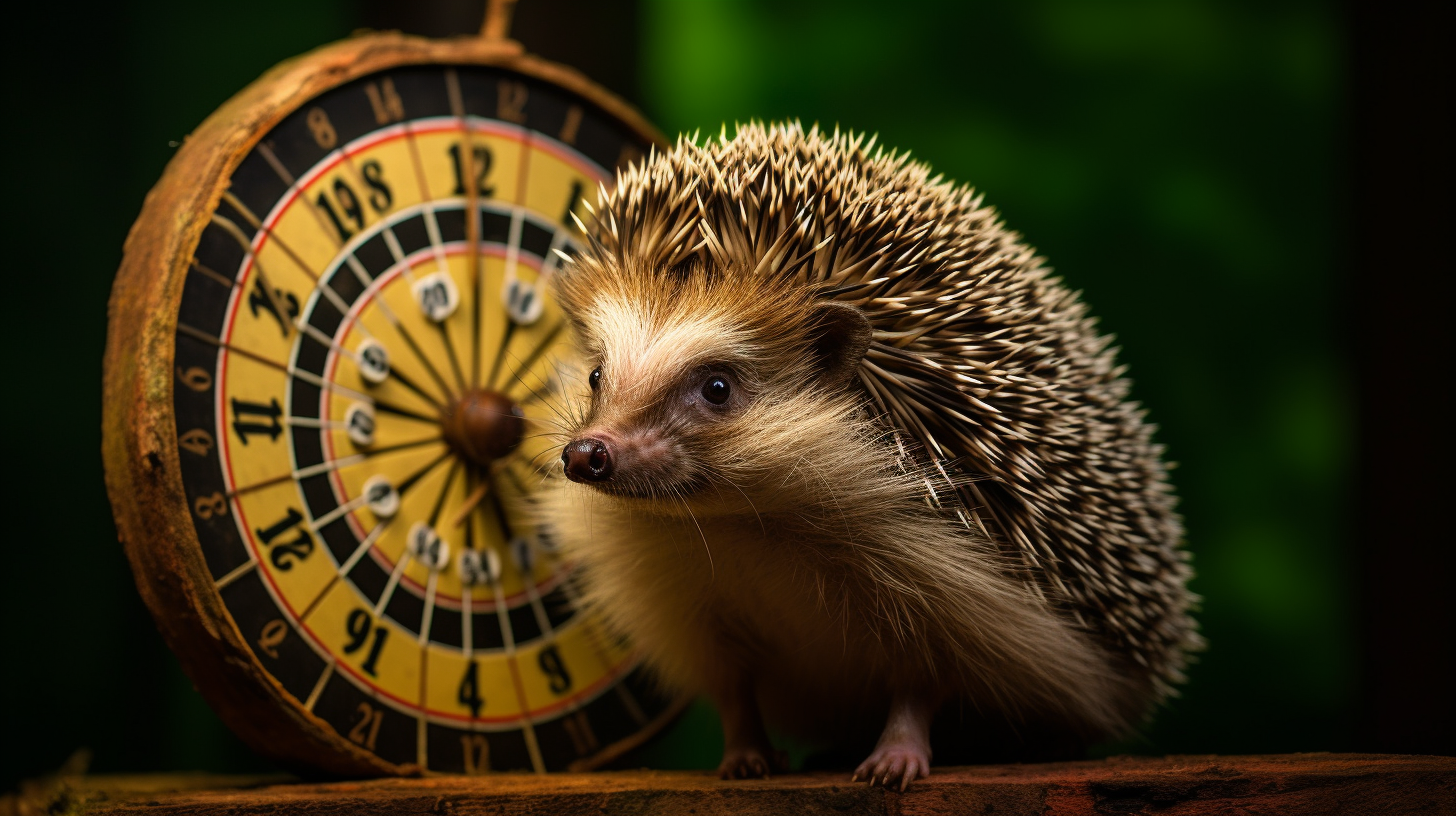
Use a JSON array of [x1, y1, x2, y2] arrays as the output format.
[[556, 279, 871, 514]]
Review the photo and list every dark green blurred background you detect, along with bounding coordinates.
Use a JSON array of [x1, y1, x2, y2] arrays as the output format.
[[3, 0, 1447, 791]]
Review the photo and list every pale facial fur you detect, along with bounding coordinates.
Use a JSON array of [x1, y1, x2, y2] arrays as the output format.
[[559, 269, 867, 515]]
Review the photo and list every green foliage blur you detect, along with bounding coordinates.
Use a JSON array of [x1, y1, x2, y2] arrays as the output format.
[[0, 0, 1346, 790]]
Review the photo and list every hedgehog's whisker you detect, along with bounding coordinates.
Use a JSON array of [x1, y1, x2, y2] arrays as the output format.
[[525, 443, 567, 472], [713, 473, 765, 536], [669, 483, 713, 577], [508, 352, 577, 428]]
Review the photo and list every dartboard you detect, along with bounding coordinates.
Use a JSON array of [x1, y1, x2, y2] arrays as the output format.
[[102, 31, 681, 776]]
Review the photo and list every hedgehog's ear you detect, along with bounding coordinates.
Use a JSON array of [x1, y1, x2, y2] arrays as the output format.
[[808, 302, 872, 388]]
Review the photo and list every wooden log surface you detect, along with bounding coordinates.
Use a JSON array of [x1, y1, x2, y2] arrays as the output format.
[[5, 754, 1452, 815]]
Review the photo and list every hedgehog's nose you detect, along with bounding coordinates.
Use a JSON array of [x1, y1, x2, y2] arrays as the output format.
[[562, 438, 613, 482]]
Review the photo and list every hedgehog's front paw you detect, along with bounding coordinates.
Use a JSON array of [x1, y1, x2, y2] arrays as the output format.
[[853, 742, 930, 791], [717, 744, 786, 780]]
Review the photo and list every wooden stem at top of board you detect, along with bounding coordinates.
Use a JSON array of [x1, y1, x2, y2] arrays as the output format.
[[482, 0, 519, 40], [102, 30, 666, 779]]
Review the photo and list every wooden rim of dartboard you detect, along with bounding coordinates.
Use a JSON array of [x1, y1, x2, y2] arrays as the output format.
[[102, 5, 682, 778]]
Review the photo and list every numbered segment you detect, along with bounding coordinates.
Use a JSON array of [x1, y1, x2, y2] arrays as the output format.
[[174, 63, 675, 772]]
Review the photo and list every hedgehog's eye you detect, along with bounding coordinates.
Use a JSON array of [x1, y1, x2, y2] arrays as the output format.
[[589, 366, 602, 391], [701, 376, 731, 405]]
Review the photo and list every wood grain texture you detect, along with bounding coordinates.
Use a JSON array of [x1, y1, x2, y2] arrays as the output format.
[[8, 755, 1453, 815], [100, 30, 665, 779]]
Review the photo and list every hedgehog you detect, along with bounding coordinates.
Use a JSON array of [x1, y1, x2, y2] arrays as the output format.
[[536, 122, 1199, 789]]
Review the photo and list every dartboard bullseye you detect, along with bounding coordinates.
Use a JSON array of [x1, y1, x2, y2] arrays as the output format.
[[103, 32, 680, 777]]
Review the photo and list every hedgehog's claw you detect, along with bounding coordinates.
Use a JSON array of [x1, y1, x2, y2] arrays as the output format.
[[856, 691, 934, 790], [718, 745, 785, 780], [854, 742, 931, 790]]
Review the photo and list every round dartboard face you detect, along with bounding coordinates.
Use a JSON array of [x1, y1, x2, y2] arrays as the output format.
[[167, 63, 672, 773]]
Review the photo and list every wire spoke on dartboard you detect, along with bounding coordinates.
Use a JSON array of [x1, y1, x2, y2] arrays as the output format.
[[506, 359, 568, 437], [386, 270, 459, 403], [436, 323, 469, 395], [485, 482, 515, 541], [390, 320, 455, 404], [443, 68, 481, 392], [428, 460, 462, 528], [220, 190, 332, 292], [470, 207, 484, 389], [372, 399, 439, 424], [256, 141, 350, 256], [383, 364, 446, 413], [486, 320, 517, 392], [210, 215, 300, 338], [189, 256, 234, 288], [398, 449, 455, 496], [175, 324, 313, 392], [501, 319, 565, 397], [362, 436, 445, 460], [425, 239, 471, 396], [498, 467, 542, 522], [463, 472, 477, 551]]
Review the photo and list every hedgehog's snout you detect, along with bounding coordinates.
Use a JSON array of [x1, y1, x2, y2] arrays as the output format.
[[562, 438, 614, 483]]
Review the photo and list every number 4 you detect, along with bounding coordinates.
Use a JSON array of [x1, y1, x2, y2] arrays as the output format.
[[457, 660, 484, 718]]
